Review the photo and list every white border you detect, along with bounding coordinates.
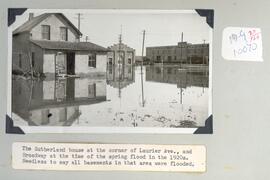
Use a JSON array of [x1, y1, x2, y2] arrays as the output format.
[[7, 9, 213, 134]]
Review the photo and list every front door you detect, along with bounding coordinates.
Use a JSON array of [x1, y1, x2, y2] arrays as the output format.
[[67, 52, 75, 75]]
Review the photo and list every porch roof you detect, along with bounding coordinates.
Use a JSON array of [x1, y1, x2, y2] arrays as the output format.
[[30, 40, 109, 52]]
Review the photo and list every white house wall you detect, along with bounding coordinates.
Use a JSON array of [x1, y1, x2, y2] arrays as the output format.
[[43, 53, 55, 74], [75, 78, 88, 98], [96, 54, 107, 72], [75, 53, 107, 75]]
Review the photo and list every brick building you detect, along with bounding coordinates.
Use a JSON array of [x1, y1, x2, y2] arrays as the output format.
[[146, 42, 209, 64], [12, 13, 108, 78]]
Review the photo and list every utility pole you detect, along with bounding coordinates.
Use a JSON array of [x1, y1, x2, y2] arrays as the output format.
[[118, 25, 123, 54], [77, 13, 81, 31], [141, 30, 146, 64], [180, 32, 183, 67], [140, 30, 146, 107], [117, 28, 123, 98], [75, 13, 83, 41], [179, 32, 184, 105], [202, 39, 206, 65], [118, 32, 122, 65]]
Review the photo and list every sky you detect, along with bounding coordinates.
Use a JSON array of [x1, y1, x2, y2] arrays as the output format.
[[12, 9, 211, 55]]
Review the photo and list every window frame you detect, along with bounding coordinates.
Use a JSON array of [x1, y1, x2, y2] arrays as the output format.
[[108, 58, 113, 65], [128, 58, 132, 64], [88, 53, 97, 68], [60, 27, 68, 41], [41, 25, 50, 40], [19, 53, 22, 68]]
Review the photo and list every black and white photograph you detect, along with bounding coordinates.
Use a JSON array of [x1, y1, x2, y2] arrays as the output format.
[[8, 9, 213, 133]]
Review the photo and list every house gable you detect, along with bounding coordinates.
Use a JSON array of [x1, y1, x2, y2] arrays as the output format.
[[30, 14, 80, 42]]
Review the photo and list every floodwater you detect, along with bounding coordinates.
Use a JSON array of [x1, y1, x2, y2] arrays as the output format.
[[12, 65, 209, 128]]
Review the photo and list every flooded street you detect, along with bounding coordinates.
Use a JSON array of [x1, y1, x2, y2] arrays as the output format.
[[12, 65, 209, 128]]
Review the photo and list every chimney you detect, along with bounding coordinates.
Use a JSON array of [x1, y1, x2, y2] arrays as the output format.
[[28, 13, 34, 21]]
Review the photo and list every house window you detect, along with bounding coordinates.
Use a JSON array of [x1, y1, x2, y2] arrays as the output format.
[[108, 58, 113, 65], [167, 67, 172, 74], [31, 52, 35, 67], [108, 66, 112, 74], [60, 27, 68, 41], [88, 84, 96, 98], [42, 25, 50, 40], [156, 56, 161, 62], [128, 58, 132, 64], [88, 54, 96, 68], [19, 54, 22, 68], [168, 56, 172, 62]]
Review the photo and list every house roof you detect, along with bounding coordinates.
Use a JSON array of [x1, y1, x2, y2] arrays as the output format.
[[13, 13, 82, 36], [31, 40, 108, 52]]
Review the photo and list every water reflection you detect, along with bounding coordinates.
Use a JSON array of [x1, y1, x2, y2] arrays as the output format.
[[106, 65, 135, 98], [145, 66, 208, 88], [12, 65, 209, 128], [12, 77, 106, 126]]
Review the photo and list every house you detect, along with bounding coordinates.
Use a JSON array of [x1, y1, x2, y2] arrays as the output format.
[[146, 42, 209, 64], [107, 43, 135, 66], [12, 13, 108, 78]]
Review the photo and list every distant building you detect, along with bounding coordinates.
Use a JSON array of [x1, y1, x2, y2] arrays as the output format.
[[146, 42, 209, 64], [107, 43, 135, 66], [12, 13, 108, 77], [135, 56, 143, 64]]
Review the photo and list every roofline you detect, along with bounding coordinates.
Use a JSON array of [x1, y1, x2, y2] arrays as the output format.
[[13, 13, 82, 36], [57, 13, 82, 36], [146, 43, 209, 49], [44, 48, 109, 53]]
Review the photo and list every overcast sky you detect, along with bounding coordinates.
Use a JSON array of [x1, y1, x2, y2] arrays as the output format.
[[12, 9, 211, 55]]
